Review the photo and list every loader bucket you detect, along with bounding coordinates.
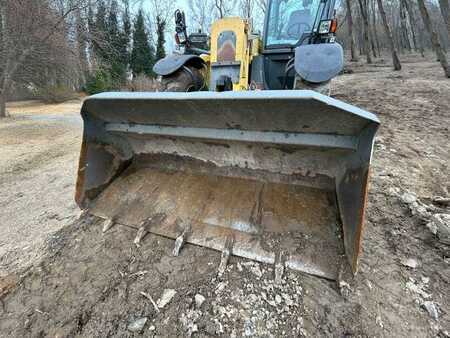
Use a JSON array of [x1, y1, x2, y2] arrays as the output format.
[[75, 90, 379, 280]]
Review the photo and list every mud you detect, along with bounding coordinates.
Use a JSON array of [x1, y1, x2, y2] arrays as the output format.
[[0, 54, 449, 337]]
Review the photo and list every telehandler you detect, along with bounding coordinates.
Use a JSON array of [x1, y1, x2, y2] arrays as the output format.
[[75, 0, 379, 280]]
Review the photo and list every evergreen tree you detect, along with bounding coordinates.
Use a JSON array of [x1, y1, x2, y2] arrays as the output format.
[[108, 1, 120, 48], [130, 10, 155, 77], [93, 0, 108, 61], [155, 15, 166, 61], [122, 0, 131, 44], [107, 0, 127, 85]]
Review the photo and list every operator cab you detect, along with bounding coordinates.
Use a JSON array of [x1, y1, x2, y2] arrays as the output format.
[[266, 0, 317, 48], [257, 0, 337, 89], [265, 0, 336, 49]]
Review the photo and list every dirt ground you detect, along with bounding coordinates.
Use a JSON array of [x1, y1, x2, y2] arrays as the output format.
[[0, 54, 449, 337], [0, 101, 82, 275]]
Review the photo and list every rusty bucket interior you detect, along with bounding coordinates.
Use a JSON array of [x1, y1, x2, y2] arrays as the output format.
[[76, 90, 379, 280]]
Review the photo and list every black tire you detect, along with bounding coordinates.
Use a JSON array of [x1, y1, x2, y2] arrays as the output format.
[[294, 75, 332, 96], [158, 66, 205, 92]]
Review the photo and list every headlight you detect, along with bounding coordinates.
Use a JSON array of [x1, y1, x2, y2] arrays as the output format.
[[319, 20, 332, 34]]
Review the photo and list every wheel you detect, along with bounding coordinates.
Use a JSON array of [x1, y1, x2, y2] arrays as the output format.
[[158, 66, 205, 92], [294, 76, 332, 96]]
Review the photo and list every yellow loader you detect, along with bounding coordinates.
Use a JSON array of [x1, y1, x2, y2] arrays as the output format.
[[75, 0, 379, 280]]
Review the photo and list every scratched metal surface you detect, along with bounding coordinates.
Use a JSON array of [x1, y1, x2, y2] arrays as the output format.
[[76, 90, 379, 279], [91, 166, 343, 279]]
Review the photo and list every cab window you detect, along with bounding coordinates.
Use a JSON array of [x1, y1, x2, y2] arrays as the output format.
[[266, 0, 321, 47]]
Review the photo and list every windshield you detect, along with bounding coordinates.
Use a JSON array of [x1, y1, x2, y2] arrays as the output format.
[[266, 0, 322, 47]]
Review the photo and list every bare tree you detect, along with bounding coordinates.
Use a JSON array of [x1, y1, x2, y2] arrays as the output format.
[[214, 0, 238, 19], [346, 0, 359, 61], [376, 0, 402, 70], [75, 7, 90, 87], [241, 0, 255, 18], [371, 0, 381, 56], [187, 0, 215, 33], [149, 0, 172, 24], [357, 0, 373, 63], [399, 0, 412, 52], [368, 13, 378, 57], [0, 0, 87, 118], [437, 0, 449, 47], [241, 0, 267, 32], [215, 0, 225, 18], [0, 4, 5, 115], [256, 0, 268, 14], [148, 0, 175, 52], [402, 0, 423, 55], [417, 0, 450, 77], [356, 9, 365, 55]]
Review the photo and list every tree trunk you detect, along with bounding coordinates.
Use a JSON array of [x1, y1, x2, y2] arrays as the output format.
[[371, 0, 382, 56], [0, 90, 6, 118], [403, 0, 422, 55], [406, 0, 426, 57], [357, 0, 373, 63], [417, 26, 426, 57], [438, 0, 450, 48], [417, 0, 450, 77], [346, 0, 359, 61], [377, 0, 402, 70], [215, 0, 225, 18], [400, 2, 412, 52], [368, 16, 378, 57], [76, 9, 89, 89], [393, 14, 404, 54], [357, 13, 364, 55]]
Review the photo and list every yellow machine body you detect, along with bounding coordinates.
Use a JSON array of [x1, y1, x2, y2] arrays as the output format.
[[208, 18, 261, 91]]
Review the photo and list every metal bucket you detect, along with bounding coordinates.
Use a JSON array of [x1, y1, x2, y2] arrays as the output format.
[[75, 90, 379, 280]]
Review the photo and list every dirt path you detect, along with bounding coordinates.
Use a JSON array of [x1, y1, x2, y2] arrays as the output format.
[[0, 100, 82, 275], [0, 56, 449, 337]]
